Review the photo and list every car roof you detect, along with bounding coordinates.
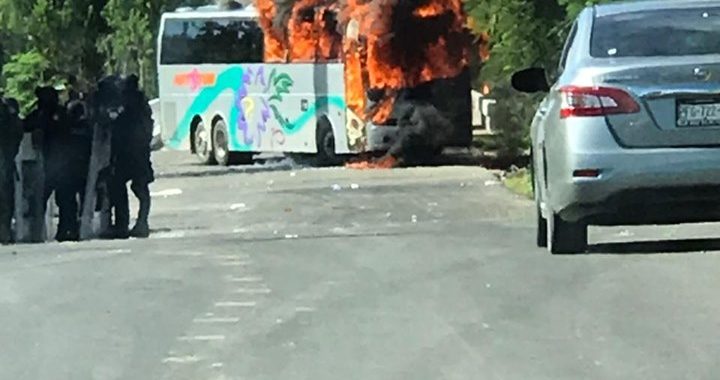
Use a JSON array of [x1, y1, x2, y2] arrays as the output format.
[[594, 0, 719, 17]]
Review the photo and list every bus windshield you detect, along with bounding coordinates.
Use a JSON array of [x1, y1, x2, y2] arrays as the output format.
[[160, 17, 264, 65]]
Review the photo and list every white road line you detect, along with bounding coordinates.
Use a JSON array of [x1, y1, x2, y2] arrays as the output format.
[[216, 254, 250, 260], [153, 231, 187, 239], [226, 276, 263, 283], [162, 355, 200, 364], [193, 317, 241, 323], [234, 288, 272, 294], [177, 335, 226, 342], [107, 249, 131, 254], [214, 301, 257, 308], [219, 261, 252, 267], [151, 188, 183, 197]]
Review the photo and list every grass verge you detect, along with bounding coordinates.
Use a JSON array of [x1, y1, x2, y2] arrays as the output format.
[[503, 168, 533, 199]]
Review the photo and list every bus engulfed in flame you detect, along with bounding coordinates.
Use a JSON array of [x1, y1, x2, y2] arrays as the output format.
[[254, 0, 484, 167]]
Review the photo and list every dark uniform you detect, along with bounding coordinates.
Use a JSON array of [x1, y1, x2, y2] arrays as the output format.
[[106, 75, 154, 239], [0, 98, 23, 244], [24, 86, 75, 241], [53, 100, 93, 241]]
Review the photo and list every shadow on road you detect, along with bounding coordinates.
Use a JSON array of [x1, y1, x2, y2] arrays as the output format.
[[589, 238, 720, 254]]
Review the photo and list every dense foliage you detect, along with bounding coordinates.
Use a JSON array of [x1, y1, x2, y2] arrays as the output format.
[[465, 0, 616, 162], [0, 0, 205, 110]]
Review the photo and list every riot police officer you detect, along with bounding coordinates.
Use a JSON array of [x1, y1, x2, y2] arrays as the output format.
[[101, 75, 154, 239], [0, 97, 23, 244]]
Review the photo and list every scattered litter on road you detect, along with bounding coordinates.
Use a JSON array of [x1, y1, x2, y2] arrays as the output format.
[[482, 323, 490, 329], [267, 180, 275, 186], [284, 208, 293, 213], [485, 283, 492, 288], [232, 227, 248, 234], [290, 172, 297, 177], [273, 230, 279, 235], [331, 184, 342, 191], [484, 180, 501, 186], [386, 212, 392, 218], [285, 234, 299, 239], [211, 362, 224, 369], [350, 183, 360, 190], [427, 202, 438, 207], [151, 188, 183, 198], [411, 215, 418, 223], [460, 182, 466, 188], [230, 203, 246, 210], [296, 306, 316, 312]]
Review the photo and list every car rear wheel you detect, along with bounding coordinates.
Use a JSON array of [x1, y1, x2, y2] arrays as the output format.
[[548, 213, 587, 254], [536, 205, 548, 248]]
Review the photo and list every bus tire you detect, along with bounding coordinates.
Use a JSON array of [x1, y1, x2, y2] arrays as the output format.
[[314, 118, 342, 167], [212, 120, 253, 166], [192, 120, 216, 165]]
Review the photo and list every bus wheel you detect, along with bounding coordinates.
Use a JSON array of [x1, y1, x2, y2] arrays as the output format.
[[314, 119, 342, 167], [212, 120, 253, 166], [193, 121, 216, 165]]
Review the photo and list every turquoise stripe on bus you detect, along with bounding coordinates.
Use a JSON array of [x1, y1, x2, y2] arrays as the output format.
[[169, 67, 245, 149], [169, 65, 347, 152]]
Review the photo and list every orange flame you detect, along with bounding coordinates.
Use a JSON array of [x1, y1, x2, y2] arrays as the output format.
[[346, 154, 399, 170], [414, 3, 445, 18], [254, 0, 477, 127], [256, 0, 287, 62]]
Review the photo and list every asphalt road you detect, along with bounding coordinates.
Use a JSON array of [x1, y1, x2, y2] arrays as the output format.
[[3, 151, 720, 380]]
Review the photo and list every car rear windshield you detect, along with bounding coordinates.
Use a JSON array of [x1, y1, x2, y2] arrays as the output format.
[[591, 7, 720, 58]]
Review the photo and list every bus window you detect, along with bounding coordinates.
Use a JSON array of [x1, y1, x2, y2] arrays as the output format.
[[160, 18, 264, 65]]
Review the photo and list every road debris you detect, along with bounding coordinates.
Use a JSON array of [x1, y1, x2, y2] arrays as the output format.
[[331, 184, 342, 191], [230, 203, 246, 210], [350, 183, 360, 190], [151, 188, 183, 198], [285, 234, 299, 239], [411, 215, 418, 223]]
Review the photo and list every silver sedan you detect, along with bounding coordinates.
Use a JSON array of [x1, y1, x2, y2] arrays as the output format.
[[512, 0, 720, 254]]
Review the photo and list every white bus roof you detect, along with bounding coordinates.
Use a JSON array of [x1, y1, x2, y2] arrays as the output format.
[[163, 4, 258, 20]]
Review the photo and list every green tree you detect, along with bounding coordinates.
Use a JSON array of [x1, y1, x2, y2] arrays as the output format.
[[464, 0, 620, 164], [2, 50, 51, 115], [99, 0, 207, 98]]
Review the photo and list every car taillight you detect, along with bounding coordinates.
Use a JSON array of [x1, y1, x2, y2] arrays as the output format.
[[559, 86, 640, 119]]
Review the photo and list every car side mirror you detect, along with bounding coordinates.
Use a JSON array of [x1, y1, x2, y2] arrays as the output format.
[[511, 67, 550, 93]]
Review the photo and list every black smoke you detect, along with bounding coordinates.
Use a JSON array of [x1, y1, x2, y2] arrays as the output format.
[[272, 0, 299, 31], [388, 69, 472, 165]]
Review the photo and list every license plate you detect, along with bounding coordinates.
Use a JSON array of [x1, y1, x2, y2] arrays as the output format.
[[677, 101, 720, 127]]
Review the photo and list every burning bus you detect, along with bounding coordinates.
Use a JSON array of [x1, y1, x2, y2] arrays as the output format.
[[156, 0, 478, 167]]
